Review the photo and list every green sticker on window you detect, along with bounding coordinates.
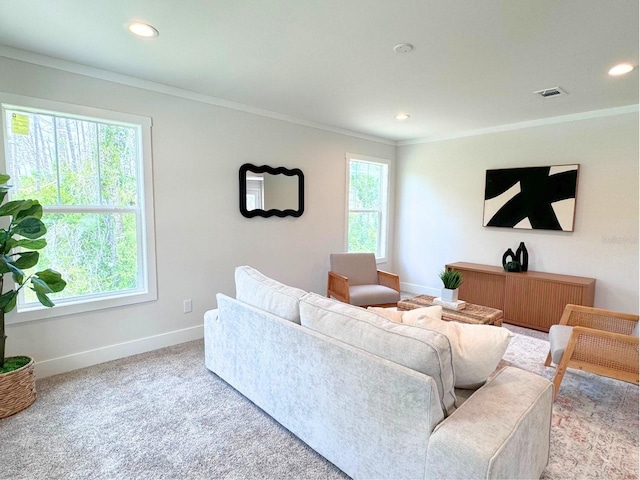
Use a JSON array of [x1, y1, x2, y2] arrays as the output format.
[[11, 113, 30, 135]]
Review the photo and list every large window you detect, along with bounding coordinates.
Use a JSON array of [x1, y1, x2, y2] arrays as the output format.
[[346, 154, 390, 261], [1, 95, 156, 321]]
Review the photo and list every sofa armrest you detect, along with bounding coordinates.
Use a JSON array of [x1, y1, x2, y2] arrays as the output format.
[[426, 366, 553, 479]]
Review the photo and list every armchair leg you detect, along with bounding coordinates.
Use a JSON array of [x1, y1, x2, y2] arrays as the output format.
[[551, 332, 579, 400], [545, 352, 564, 400], [552, 365, 568, 400]]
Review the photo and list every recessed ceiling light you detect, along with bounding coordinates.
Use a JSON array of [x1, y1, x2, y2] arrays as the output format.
[[393, 44, 414, 54], [127, 22, 159, 38], [395, 113, 410, 120], [608, 63, 634, 76]]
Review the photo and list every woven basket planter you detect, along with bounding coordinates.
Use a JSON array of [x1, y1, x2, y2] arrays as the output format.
[[0, 357, 36, 419]]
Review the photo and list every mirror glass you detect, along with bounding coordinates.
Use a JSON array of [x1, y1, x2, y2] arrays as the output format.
[[239, 164, 304, 218]]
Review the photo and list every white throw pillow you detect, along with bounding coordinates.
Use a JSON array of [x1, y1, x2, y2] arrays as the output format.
[[413, 315, 513, 389], [367, 306, 404, 323], [401, 306, 443, 325]]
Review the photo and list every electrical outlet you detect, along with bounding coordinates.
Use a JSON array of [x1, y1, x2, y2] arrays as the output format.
[[183, 299, 192, 313]]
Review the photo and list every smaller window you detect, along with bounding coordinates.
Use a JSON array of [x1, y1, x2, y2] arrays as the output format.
[[346, 154, 390, 261]]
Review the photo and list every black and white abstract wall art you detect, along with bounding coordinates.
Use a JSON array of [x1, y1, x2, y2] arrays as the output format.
[[483, 164, 579, 231]]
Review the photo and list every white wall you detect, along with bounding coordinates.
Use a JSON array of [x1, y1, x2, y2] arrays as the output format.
[[2, 53, 636, 378], [0, 56, 395, 377], [395, 112, 639, 314]]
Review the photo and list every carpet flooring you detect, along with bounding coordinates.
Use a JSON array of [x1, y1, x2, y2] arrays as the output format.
[[0, 325, 637, 479]]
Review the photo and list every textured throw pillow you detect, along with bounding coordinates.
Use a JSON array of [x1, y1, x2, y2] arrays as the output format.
[[234, 266, 307, 324], [413, 315, 513, 389], [367, 306, 404, 323], [401, 306, 443, 326]]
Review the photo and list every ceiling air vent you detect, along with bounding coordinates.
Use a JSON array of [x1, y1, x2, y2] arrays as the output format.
[[533, 87, 566, 98]]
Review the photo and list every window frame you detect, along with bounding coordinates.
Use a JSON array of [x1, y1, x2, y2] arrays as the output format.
[[345, 153, 391, 263], [0, 92, 157, 324]]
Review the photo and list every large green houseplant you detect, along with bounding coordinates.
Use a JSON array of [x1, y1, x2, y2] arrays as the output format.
[[0, 173, 66, 372]]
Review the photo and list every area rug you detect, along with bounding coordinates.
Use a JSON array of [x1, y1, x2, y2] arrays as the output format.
[[0, 327, 637, 479], [501, 325, 639, 480]]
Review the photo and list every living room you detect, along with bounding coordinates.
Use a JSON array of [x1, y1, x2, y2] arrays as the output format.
[[0, 1, 638, 478]]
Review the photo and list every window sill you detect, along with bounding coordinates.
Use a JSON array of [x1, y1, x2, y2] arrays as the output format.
[[6, 289, 158, 325]]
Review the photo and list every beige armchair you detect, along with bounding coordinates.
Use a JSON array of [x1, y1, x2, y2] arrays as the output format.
[[327, 253, 400, 308], [545, 304, 639, 399]]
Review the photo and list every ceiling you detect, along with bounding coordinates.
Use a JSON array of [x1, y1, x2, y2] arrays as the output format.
[[0, 0, 638, 143]]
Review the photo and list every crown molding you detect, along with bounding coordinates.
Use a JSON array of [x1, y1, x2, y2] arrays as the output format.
[[397, 104, 639, 146], [2, 46, 637, 149], [0, 46, 396, 146]]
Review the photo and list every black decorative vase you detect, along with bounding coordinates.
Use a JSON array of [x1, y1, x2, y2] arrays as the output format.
[[502, 248, 516, 271], [516, 242, 529, 272]]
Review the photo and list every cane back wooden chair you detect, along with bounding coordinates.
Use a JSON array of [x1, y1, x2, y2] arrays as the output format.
[[545, 304, 639, 399]]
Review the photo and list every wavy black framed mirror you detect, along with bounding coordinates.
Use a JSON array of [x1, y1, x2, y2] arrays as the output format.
[[239, 163, 304, 218]]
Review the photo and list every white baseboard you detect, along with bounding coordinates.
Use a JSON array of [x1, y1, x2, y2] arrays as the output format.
[[400, 282, 440, 296], [34, 325, 204, 379]]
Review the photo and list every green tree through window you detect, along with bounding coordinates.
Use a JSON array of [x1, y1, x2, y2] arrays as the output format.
[[347, 157, 389, 259], [4, 107, 145, 309]]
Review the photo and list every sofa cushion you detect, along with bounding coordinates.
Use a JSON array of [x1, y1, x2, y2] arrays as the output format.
[[300, 292, 456, 415], [235, 266, 307, 324], [349, 284, 400, 306], [548, 324, 574, 364], [410, 315, 513, 389]]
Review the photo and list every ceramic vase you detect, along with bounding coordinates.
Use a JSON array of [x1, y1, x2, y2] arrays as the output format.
[[516, 242, 529, 272], [441, 288, 459, 303]]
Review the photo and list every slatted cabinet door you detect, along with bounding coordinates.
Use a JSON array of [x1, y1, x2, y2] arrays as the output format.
[[503, 276, 593, 331], [446, 262, 596, 332], [456, 268, 505, 310]]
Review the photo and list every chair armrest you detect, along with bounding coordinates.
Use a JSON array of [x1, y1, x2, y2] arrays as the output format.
[[559, 304, 639, 335], [561, 326, 639, 378], [426, 367, 553, 479], [377, 270, 400, 292], [327, 271, 350, 303], [572, 326, 640, 344]]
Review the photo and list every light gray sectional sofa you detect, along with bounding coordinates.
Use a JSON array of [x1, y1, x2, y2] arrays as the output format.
[[204, 266, 553, 479]]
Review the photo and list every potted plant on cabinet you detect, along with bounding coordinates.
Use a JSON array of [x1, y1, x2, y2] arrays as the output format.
[[0, 173, 67, 418], [504, 260, 522, 272], [438, 267, 463, 303]]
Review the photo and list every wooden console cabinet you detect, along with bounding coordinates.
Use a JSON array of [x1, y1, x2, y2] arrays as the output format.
[[445, 262, 596, 332]]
